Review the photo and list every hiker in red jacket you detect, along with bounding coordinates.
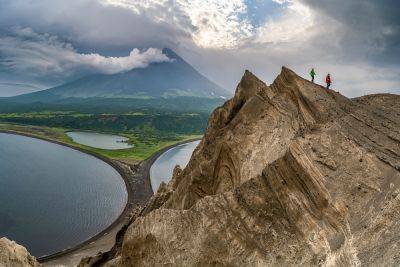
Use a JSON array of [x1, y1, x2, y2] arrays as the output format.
[[325, 74, 332, 89]]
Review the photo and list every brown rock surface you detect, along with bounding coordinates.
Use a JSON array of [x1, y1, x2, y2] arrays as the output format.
[[0, 238, 40, 267], [93, 67, 400, 266], [3, 68, 399, 266], [2, 67, 395, 267]]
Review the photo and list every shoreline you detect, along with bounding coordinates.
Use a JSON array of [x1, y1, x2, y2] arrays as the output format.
[[144, 139, 201, 193], [0, 129, 136, 262], [0, 129, 201, 264]]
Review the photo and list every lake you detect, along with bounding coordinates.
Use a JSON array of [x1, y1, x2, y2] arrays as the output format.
[[0, 133, 128, 257], [150, 140, 200, 192], [66, 131, 133, 150]]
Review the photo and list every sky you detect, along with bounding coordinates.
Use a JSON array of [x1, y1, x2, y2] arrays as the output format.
[[0, 0, 399, 97]]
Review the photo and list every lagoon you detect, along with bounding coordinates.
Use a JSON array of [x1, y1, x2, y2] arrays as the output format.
[[150, 140, 200, 191], [67, 131, 133, 150], [0, 133, 128, 257]]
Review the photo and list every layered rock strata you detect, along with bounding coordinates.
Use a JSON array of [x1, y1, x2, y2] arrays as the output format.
[[99, 67, 400, 266]]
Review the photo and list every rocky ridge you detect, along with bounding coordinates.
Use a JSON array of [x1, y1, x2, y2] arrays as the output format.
[[2, 67, 400, 266], [92, 67, 400, 266]]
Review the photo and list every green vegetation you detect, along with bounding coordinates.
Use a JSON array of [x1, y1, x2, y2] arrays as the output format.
[[0, 97, 224, 160], [0, 110, 209, 161], [0, 122, 201, 161], [0, 97, 224, 114], [0, 112, 208, 135]]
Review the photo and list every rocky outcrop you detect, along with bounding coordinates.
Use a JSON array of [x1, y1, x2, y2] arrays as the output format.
[[92, 68, 400, 266], [0, 238, 40, 267]]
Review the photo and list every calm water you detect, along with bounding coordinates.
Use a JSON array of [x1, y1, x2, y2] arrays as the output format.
[[0, 133, 128, 257], [67, 131, 133, 150], [150, 140, 200, 191]]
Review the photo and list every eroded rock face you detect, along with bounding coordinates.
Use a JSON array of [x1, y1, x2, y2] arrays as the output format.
[[0, 238, 40, 267], [101, 68, 400, 266]]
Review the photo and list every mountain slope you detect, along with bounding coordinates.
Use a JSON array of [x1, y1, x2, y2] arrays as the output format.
[[84, 67, 400, 266], [2, 67, 400, 267], [10, 48, 229, 102]]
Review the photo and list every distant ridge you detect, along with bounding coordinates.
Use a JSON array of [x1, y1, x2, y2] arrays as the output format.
[[10, 48, 230, 103]]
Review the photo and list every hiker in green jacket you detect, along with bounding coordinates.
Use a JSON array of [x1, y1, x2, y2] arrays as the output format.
[[310, 68, 316, 83]]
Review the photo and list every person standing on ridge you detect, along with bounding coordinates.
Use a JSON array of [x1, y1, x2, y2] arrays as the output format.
[[326, 74, 332, 89], [310, 68, 316, 83]]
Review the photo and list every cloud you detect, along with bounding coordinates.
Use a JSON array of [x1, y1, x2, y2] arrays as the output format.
[[102, 0, 254, 48], [175, 0, 253, 48], [0, 27, 171, 82], [298, 0, 400, 64], [254, 0, 315, 44], [0, 0, 399, 97], [0, 0, 191, 52], [76, 48, 171, 74]]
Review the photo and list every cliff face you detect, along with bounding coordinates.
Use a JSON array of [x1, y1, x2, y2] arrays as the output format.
[[4, 67, 398, 267], [0, 238, 40, 267], [89, 68, 400, 266], [95, 67, 400, 266]]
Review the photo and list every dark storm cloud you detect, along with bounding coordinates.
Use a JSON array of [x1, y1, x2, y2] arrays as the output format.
[[0, 0, 185, 86], [0, 27, 172, 86], [301, 0, 400, 65], [0, 0, 192, 54]]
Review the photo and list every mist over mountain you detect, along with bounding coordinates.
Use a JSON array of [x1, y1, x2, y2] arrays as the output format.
[[0, 83, 42, 97], [9, 49, 229, 103]]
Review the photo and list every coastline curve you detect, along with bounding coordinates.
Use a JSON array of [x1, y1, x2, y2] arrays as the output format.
[[0, 129, 200, 264], [0, 129, 134, 262]]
